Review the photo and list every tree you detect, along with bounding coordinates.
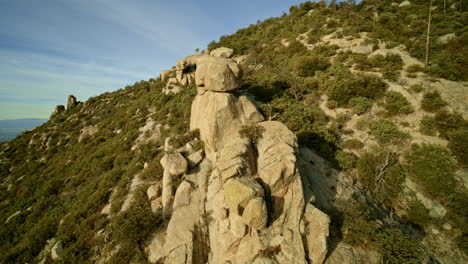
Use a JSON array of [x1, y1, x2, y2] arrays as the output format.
[[425, 0, 434, 68]]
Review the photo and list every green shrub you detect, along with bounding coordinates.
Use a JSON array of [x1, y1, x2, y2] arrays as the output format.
[[343, 139, 364, 150], [376, 227, 424, 264], [337, 197, 378, 245], [433, 110, 467, 139], [369, 119, 410, 144], [324, 66, 388, 106], [335, 150, 357, 169], [382, 68, 400, 82], [139, 154, 164, 181], [383, 91, 413, 116], [409, 84, 424, 93], [356, 118, 369, 131], [295, 55, 330, 77], [406, 64, 425, 73], [448, 129, 468, 167], [419, 116, 437, 136], [239, 123, 266, 144], [326, 100, 338, 109], [405, 143, 457, 200], [357, 151, 405, 206], [420, 91, 447, 112], [369, 53, 403, 71], [406, 200, 431, 229], [335, 113, 351, 125], [349, 97, 372, 115]]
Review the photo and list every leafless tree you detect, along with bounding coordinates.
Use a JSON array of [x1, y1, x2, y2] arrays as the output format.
[[425, 0, 434, 69]]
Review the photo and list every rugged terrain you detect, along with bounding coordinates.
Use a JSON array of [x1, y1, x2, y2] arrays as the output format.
[[1, 0, 467, 263]]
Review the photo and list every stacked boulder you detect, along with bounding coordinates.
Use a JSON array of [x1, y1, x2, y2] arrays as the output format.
[[148, 47, 330, 264]]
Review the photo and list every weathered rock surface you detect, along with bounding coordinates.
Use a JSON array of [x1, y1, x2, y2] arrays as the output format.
[[160, 152, 188, 176], [160, 69, 175, 81], [195, 56, 242, 92], [51, 241, 63, 260], [210, 47, 234, 58], [224, 177, 264, 214], [242, 197, 268, 230], [50, 105, 65, 118], [190, 91, 263, 156], [67, 95, 77, 109], [148, 49, 330, 264]]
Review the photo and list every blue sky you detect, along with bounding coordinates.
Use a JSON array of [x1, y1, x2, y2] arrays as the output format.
[[0, 0, 308, 119]]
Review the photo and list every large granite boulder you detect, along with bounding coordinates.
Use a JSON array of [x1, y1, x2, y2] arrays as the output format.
[[195, 56, 242, 92], [210, 47, 234, 58], [224, 177, 264, 214], [160, 152, 188, 176]]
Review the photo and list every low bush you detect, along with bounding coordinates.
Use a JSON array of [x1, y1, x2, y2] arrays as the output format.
[[448, 129, 468, 167], [405, 143, 457, 200], [343, 139, 364, 150], [406, 200, 431, 230], [433, 110, 467, 139], [369, 119, 410, 144], [409, 84, 424, 93], [376, 227, 424, 264], [349, 97, 372, 115], [357, 150, 405, 206], [335, 150, 357, 169], [295, 55, 330, 77], [239, 123, 266, 144], [323, 66, 388, 106], [383, 91, 413, 116], [419, 116, 437, 136], [406, 64, 425, 73], [420, 91, 447, 112]]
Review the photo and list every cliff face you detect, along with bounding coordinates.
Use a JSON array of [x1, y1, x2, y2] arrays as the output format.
[[148, 48, 330, 264]]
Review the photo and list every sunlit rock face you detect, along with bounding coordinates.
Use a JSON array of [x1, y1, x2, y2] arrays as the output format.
[[149, 48, 330, 264]]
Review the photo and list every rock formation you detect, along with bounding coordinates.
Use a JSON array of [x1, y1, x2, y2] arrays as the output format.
[[148, 47, 330, 264], [67, 95, 77, 109], [50, 105, 65, 118]]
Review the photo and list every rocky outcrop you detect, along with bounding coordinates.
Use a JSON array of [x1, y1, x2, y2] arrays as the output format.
[[50, 105, 65, 118], [210, 47, 234, 58], [160, 152, 188, 217], [195, 55, 242, 92], [67, 95, 77, 109], [148, 48, 330, 264]]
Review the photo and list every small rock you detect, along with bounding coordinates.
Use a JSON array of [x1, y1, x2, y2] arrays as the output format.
[[432, 228, 440, 234], [242, 198, 268, 230], [51, 241, 63, 260], [150, 197, 163, 214], [437, 33, 456, 44], [147, 184, 161, 201], [186, 149, 204, 168], [443, 223, 452, 230], [399, 1, 411, 7], [173, 181, 191, 209]]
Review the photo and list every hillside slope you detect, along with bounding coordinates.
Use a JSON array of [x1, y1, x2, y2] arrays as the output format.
[[1, 0, 467, 263]]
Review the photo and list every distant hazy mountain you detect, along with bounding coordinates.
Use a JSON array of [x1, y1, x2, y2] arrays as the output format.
[[0, 118, 47, 142]]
